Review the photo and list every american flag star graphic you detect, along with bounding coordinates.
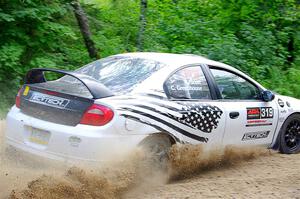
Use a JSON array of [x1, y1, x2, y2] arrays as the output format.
[[171, 103, 223, 133]]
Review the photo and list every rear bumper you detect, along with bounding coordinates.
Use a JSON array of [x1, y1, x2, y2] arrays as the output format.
[[5, 106, 146, 162]]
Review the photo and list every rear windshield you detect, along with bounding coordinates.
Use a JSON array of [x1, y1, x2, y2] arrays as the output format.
[[71, 56, 166, 94]]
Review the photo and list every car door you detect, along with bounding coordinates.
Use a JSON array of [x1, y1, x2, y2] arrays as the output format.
[[163, 65, 226, 145], [208, 66, 279, 146]]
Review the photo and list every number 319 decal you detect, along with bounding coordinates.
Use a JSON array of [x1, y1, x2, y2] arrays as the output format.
[[247, 107, 273, 120], [260, 107, 273, 119]]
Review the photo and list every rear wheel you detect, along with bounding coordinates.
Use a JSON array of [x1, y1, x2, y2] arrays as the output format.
[[279, 114, 300, 154], [140, 134, 173, 168]]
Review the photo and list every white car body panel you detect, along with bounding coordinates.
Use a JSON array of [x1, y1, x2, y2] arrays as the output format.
[[5, 52, 300, 161], [6, 106, 147, 161]]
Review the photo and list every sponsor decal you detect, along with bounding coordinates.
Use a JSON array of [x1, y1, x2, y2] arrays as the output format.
[[278, 99, 284, 108], [247, 107, 273, 120], [30, 93, 70, 109], [280, 110, 287, 114], [247, 119, 267, 124], [23, 86, 30, 96], [286, 101, 291, 107], [247, 107, 260, 119], [246, 123, 272, 127], [242, 131, 270, 141], [246, 119, 272, 127]]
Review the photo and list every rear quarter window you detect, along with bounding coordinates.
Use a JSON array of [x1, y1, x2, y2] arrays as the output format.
[[164, 66, 211, 100], [74, 57, 166, 94]]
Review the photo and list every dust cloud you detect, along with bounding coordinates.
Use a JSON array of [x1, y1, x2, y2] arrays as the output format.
[[168, 144, 272, 181], [1, 120, 274, 199]]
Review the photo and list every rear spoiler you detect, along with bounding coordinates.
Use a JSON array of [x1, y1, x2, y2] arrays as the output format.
[[24, 68, 114, 99]]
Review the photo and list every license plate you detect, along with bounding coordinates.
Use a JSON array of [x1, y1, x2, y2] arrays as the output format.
[[29, 127, 51, 145]]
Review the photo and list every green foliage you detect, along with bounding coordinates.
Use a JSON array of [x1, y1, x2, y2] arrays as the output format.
[[0, 0, 90, 117], [0, 0, 299, 117], [142, 0, 300, 96]]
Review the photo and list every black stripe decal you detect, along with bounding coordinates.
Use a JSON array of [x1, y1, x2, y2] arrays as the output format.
[[142, 101, 180, 111], [246, 123, 273, 127], [133, 104, 194, 130], [120, 108, 208, 143]]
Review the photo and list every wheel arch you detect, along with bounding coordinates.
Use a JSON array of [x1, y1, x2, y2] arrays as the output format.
[[138, 132, 178, 147], [272, 112, 300, 150]]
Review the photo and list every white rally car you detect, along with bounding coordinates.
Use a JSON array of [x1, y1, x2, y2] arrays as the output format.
[[5, 53, 300, 161]]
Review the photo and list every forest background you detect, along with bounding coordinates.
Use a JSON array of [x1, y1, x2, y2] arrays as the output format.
[[0, 0, 299, 117]]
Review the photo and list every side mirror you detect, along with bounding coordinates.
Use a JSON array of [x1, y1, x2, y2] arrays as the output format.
[[261, 90, 275, 102]]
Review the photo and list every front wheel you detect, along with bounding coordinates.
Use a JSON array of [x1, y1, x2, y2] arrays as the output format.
[[279, 114, 300, 154]]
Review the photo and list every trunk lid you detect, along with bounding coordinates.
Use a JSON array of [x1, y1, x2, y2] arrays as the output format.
[[18, 68, 114, 126]]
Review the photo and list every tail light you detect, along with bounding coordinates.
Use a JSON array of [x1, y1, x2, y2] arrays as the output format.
[[80, 104, 114, 126], [15, 89, 22, 108]]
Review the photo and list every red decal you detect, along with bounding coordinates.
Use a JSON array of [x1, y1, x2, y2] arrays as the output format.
[[247, 120, 267, 124], [247, 108, 260, 115]]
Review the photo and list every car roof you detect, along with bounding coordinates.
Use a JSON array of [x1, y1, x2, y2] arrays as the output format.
[[115, 52, 233, 70], [112, 52, 266, 91]]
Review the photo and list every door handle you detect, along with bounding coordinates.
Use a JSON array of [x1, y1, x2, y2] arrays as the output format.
[[229, 112, 239, 119]]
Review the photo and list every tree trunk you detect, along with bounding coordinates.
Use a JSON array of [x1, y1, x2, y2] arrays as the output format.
[[71, 1, 99, 59], [137, 0, 147, 51], [287, 36, 294, 65]]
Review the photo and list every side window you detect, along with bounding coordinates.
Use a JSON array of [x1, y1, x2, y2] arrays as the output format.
[[210, 68, 260, 100], [164, 66, 211, 100]]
